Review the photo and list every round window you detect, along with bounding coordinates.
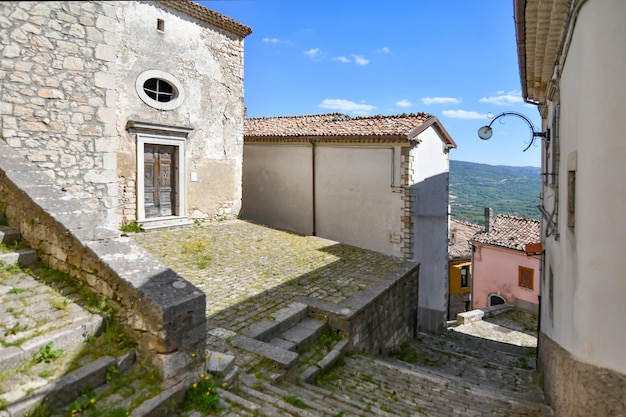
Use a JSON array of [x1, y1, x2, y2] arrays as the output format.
[[135, 70, 185, 110]]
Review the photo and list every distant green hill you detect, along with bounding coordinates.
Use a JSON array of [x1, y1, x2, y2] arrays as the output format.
[[449, 160, 541, 225]]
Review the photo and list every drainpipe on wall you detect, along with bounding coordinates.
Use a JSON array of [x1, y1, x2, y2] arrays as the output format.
[[310, 139, 316, 236]]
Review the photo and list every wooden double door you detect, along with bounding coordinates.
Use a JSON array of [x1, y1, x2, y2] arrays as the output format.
[[144, 144, 176, 218]]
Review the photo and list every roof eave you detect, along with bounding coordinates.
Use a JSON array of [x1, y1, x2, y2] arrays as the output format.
[[514, 0, 533, 103], [408, 116, 457, 149], [244, 134, 410, 144], [155, 0, 253, 38]]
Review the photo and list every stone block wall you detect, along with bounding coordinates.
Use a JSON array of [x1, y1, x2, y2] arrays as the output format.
[[346, 264, 419, 354], [306, 262, 419, 355], [0, 1, 119, 226], [0, 140, 206, 380], [0, 1, 249, 226]]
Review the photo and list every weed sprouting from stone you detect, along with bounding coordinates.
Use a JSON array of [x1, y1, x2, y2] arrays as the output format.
[[35, 342, 64, 364], [119, 221, 144, 233], [283, 395, 309, 409], [180, 374, 221, 413]]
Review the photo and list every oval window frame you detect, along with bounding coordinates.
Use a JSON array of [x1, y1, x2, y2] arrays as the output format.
[[135, 70, 185, 111]]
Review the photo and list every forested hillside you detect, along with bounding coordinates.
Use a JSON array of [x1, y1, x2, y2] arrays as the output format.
[[449, 160, 541, 225]]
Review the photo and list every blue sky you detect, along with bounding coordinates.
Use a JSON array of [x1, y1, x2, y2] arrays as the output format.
[[200, 0, 542, 167]]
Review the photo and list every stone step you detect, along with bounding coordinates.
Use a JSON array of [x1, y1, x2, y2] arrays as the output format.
[[269, 317, 327, 353], [0, 225, 20, 246], [0, 224, 36, 267], [138, 216, 194, 231], [0, 248, 37, 267], [416, 330, 537, 370], [0, 313, 104, 375], [243, 302, 309, 342], [299, 338, 349, 384], [238, 372, 389, 417], [330, 354, 553, 416]]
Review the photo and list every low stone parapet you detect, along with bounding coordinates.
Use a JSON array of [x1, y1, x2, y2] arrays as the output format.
[[0, 141, 206, 381]]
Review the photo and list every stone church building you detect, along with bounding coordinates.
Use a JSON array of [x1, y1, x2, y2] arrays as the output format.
[[0, 0, 252, 229]]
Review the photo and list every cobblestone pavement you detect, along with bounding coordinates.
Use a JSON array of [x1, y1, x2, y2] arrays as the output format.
[[136, 220, 553, 417], [132, 219, 407, 333]]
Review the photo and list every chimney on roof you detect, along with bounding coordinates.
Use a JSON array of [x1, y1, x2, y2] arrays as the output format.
[[484, 207, 493, 233]]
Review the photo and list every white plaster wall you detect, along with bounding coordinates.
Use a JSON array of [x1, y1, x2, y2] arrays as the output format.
[[315, 146, 404, 257], [241, 144, 314, 234], [411, 126, 450, 330], [543, 0, 626, 374], [116, 1, 245, 219]]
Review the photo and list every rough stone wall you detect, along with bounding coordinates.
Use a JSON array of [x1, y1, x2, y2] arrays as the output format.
[[400, 148, 414, 259], [0, 141, 206, 381], [0, 1, 247, 226], [0, 1, 119, 226], [538, 331, 626, 417], [116, 1, 246, 222], [448, 293, 469, 321], [309, 263, 419, 355]]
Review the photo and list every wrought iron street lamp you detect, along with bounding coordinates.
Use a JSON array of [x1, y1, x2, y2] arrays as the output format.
[[477, 111, 547, 151]]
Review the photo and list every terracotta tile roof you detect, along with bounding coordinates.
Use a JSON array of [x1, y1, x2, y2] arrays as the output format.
[[245, 113, 456, 147], [449, 220, 482, 260], [472, 214, 540, 252], [156, 0, 252, 38]]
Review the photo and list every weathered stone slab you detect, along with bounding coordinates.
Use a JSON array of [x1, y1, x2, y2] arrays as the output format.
[[230, 335, 298, 369], [458, 309, 485, 325], [243, 302, 308, 341], [280, 318, 327, 351]]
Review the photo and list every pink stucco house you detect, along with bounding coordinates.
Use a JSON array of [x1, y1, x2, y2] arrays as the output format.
[[471, 212, 541, 314]]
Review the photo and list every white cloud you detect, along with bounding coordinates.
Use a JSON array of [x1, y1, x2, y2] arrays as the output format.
[[442, 109, 489, 120], [377, 47, 392, 54], [479, 91, 524, 106], [422, 96, 461, 105], [396, 99, 412, 108], [304, 48, 322, 60], [351, 54, 369, 65], [333, 56, 350, 63], [262, 37, 281, 44], [318, 99, 376, 115]]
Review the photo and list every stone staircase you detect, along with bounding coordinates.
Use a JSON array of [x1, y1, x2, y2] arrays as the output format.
[[0, 217, 163, 417], [176, 312, 554, 417], [176, 318, 553, 416], [215, 302, 350, 385], [0, 213, 553, 416]]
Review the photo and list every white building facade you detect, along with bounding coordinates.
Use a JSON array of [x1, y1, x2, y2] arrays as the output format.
[[515, 0, 626, 414], [243, 113, 456, 333]]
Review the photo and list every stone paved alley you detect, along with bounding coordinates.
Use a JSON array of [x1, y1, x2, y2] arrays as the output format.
[[132, 219, 553, 416]]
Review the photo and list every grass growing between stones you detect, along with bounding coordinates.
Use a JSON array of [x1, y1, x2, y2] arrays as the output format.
[[179, 375, 221, 414], [282, 395, 309, 409], [0, 261, 150, 416], [119, 220, 144, 233]]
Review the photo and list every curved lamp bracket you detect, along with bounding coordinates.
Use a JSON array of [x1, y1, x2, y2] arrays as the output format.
[[477, 111, 547, 152]]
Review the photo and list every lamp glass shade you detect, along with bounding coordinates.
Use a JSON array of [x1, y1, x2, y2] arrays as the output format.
[[478, 126, 493, 140]]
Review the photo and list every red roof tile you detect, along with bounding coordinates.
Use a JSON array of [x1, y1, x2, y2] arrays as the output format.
[[156, 0, 252, 38], [472, 214, 540, 252], [449, 220, 482, 260], [245, 113, 456, 146]]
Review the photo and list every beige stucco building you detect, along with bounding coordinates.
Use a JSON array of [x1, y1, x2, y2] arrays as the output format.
[[0, 1, 251, 229], [243, 112, 457, 332], [515, 0, 626, 415]]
